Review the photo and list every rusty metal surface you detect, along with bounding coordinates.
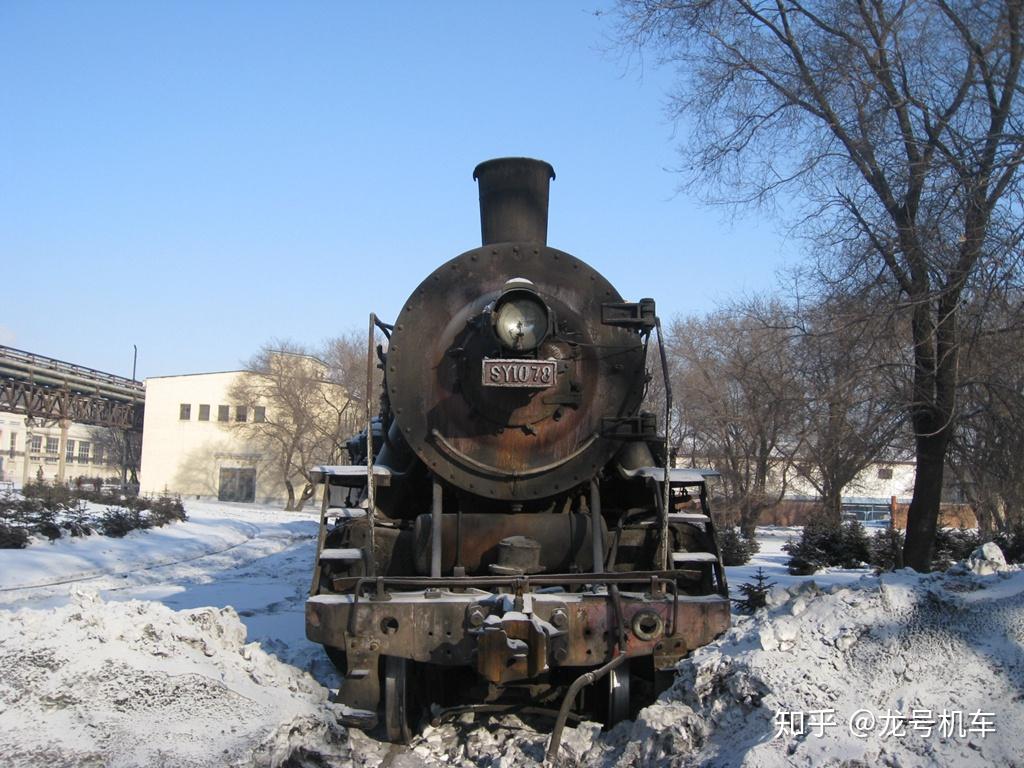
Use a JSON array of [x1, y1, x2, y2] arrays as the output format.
[[411, 512, 605, 575], [476, 611, 551, 683], [386, 244, 647, 501], [473, 158, 555, 246], [306, 588, 731, 702]]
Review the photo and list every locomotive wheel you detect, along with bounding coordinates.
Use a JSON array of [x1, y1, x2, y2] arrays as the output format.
[[606, 658, 632, 726], [383, 655, 415, 743]]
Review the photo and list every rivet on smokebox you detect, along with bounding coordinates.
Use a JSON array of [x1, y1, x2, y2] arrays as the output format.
[[551, 610, 568, 629], [467, 607, 486, 628]]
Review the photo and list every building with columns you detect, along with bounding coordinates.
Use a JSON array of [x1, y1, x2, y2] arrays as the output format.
[[0, 412, 123, 487]]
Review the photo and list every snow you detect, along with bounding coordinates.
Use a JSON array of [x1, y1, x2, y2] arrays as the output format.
[[0, 501, 330, 674], [0, 501, 259, 592], [965, 541, 1009, 576], [590, 566, 1024, 767], [0, 500, 347, 767], [389, 532, 1024, 767], [0, 591, 351, 768], [2, 511, 1022, 767], [725, 525, 877, 592]]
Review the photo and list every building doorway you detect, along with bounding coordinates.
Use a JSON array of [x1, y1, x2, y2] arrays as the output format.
[[218, 467, 256, 503]]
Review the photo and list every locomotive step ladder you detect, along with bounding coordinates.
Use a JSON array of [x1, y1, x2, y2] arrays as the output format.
[[667, 512, 711, 524], [617, 465, 729, 597], [670, 551, 719, 564], [309, 465, 392, 595], [319, 548, 364, 562]]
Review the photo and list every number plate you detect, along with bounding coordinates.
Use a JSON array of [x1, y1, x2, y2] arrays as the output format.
[[482, 359, 557, 388]]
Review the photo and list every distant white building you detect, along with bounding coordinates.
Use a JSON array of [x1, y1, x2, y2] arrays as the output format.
[[0, 412, 123, 487], [139, 360, 353, 506], [140, 371, 277, 503], [785, 459, 917, 504]]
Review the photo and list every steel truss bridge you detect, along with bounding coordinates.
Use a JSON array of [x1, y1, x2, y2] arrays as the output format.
[[0, 345, 144, 431]]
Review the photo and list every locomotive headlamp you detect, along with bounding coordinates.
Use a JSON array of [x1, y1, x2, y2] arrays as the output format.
[[492, 278, 551, 352]]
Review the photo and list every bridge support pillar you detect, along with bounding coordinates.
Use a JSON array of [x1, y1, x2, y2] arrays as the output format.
[[21, 418, 33, 489], [57, 419, 69, 484]]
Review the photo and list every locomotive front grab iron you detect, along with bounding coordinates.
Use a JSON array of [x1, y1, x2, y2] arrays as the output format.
[[305, 158, 729, 748]]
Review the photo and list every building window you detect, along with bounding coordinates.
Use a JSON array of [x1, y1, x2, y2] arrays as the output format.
[[78, 442, 90, 463], [46, 437, 58, 454], [254, 406, 266, 423], [8, 432, 15, 458], [180, 403, 191, 420], [66, 440, 75, 462], [235, 406, 248, 422], [877, 467, 893, 480], [198, 404, 210, 421], [31, 435, 42, 453], [94, 444, 104, 464], [218, 405, 230, 422]]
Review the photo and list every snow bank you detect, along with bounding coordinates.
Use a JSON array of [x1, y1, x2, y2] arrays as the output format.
[[597, 565, 1024, 767], [0, 590, 351, 767], [402, 564, 1024, 767], [3, 518, 1021, 768]]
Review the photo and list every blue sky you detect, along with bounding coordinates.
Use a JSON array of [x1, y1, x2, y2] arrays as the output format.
[[0, 1, 797, 379]]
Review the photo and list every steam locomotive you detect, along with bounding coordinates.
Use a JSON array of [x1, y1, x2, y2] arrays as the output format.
[[305, 158, 729, 746]]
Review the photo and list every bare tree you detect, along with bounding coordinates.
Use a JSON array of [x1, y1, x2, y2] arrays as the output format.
[[641, 333, 680, 455], [949, 290, 1024, 535], [617, 0, 1024, 569], [786, 296, 907, 523], [228, 343, 352, 511], [324, 331, 375, 406], [88, 427, 141, 486], [324, 328, 387, 439], [669, 301, 800, 535]]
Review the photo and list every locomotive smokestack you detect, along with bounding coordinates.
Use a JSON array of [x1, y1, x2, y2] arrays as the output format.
[[473, 157, 556, 246]]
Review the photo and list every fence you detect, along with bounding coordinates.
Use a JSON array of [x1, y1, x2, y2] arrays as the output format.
[[713, 497, 978, 529]]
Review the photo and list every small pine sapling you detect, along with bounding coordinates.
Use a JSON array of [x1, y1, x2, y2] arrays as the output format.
[[720, 526, 757, 566], [869, 526, 904, 571], [734, 567, 776, 614], [838, 519, 870, 568]]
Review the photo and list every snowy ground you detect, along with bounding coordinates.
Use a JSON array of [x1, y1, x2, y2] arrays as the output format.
[[726, 524, 887, 592], [1, 506, 1021, 767], [0, 500, 350, 767], [0, 500, 336, 682]]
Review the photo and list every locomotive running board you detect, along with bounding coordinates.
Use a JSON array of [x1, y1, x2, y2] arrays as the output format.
[[616, 465, 721, 483]]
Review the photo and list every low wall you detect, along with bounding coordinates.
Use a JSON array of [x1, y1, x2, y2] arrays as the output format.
[[890, 502, 977, 530], [713, 498, 978, 529]]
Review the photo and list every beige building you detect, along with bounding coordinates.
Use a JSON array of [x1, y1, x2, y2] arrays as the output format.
[[0, 412, 123, 488], [140, 371, 275, 502], [139, 358, 354, 506]]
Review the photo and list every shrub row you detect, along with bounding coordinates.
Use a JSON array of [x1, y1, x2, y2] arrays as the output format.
[[782, 517, 1024, 574], [0, 482, 187, 548]]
